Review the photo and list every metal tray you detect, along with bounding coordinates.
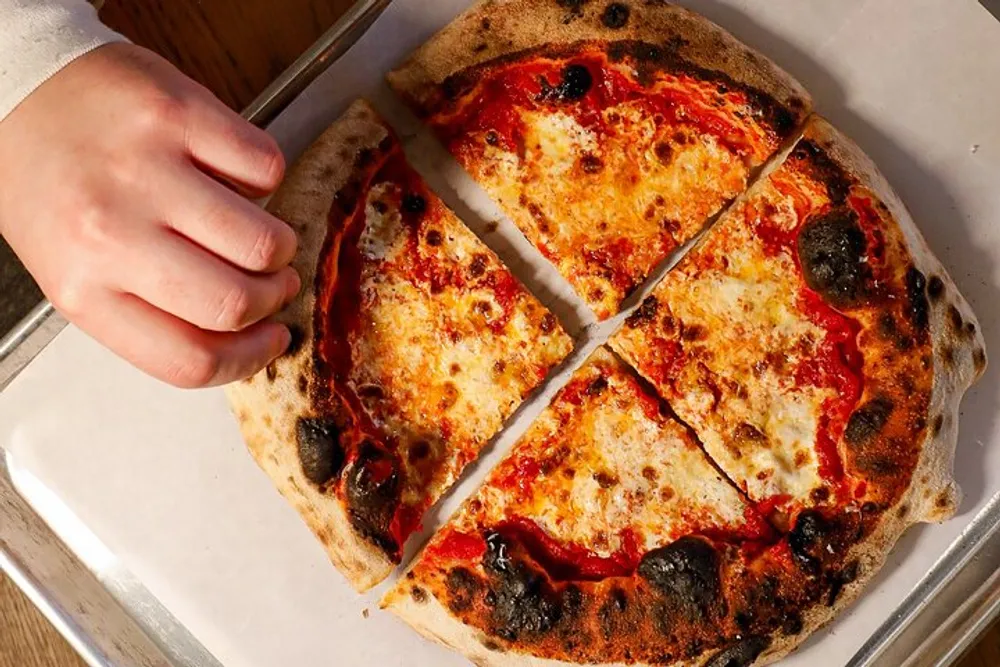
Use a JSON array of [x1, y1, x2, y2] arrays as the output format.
[[2, 1, 998, 665]]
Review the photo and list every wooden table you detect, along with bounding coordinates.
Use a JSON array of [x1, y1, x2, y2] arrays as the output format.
[[0, 2, 997, 666]]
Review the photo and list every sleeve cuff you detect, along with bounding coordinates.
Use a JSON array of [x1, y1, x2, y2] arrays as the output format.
[[0, 0, 128, 121]]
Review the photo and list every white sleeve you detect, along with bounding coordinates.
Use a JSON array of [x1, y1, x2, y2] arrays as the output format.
[[0, 0, 127, 121]]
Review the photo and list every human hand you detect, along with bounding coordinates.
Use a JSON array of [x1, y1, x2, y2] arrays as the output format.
[[0, 43, 299, 388]]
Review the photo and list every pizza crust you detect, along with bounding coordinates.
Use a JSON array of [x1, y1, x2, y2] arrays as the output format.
[[224, 100, 396, 593], [388, 0, 810, 119]]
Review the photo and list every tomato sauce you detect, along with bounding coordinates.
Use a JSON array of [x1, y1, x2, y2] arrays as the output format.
[[496, 518, 642, 581], [425, 528, 488, 564], [746, 180, 871, 488], [435, 54, 750, 162]]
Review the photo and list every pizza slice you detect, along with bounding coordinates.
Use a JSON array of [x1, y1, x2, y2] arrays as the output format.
[[388, 0, 812, 319], [383, 347, 795, 665], [611, 116, 985, 554], [226, 100, 572, 592]]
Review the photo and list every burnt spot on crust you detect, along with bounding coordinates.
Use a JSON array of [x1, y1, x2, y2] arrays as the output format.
[[844, 397, 894, 446], [905, 267, 930, 333], [601, 3, 631, 29], [411, 586, 428, 603], [638, 536, 721, 621], [927, 275, 945, 301], [539, 64, 594, 102], [627, 295, 659, 328], [446, 567, 482, 613], [827, 561, 859, 606], [936, 490, 953, 510], [482, 532, 564, 640], [791, 141, 852, 204], [469, 254, 489, 278], [344, 440, 402, 556], [297, 374, 308, 395], [897, 503, 910, 519], [286, 325, 305, 357], [948, 305, 964, 334], [788, 510, 830, 573], [580, 153, 605, 173], [265, 363, 278, 382], [556, 0, 590, 22], [598, 588, 629, 638], [781, 612, 804, 635], [942, 346, 956, 367], [878, 313, 913, 351], [587, 375, 609, 396], [798, 208, 873, 309], [402, 193, 427, 215], [425, 229, 443, 246], [295, 417, 345, 486], [705, 636, 771, 667], [932, 414, 945, 437]]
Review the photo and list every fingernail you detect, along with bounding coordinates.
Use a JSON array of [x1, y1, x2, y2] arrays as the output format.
[[276, 325, 292, 354]]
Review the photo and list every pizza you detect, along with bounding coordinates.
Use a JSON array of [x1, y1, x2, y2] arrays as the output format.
[[381, 116, 986, 666], [226, 100, 572, 592], [224, 1, 988, 663], [610, 116, 987, 528], [388, 0, 811, 319]]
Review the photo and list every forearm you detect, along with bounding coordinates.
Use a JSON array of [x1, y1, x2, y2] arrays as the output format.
[[0, 0, 125, 120]]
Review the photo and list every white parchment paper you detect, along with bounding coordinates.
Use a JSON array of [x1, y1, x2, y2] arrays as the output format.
[[1, 1, 998, 666]]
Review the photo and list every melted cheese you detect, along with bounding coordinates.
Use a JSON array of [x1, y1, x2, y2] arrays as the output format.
[[348, 178, 572, 507], [467, 349, 750, 557], [611, 176, 839, 511]]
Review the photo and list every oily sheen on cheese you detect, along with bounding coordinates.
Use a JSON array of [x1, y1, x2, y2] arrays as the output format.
[[320, 141, 572, 554], [405, 49, 806, 319]]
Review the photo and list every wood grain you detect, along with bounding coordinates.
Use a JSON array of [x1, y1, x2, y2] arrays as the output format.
[[0, 573, 86, 667], [100, 0, 357, 110]]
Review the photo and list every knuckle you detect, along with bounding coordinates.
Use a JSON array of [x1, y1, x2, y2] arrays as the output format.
[[162, 345, 220, 388], [257, 135, 285, 187], [137, 94, 187, 134], [245, 225, 281, 270], [49, 275, 90, 318], [74, 196, 117, 251], [213, 283, 254, 331]]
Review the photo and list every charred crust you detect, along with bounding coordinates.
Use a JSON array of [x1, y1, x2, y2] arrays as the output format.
[[932, 414, 945, 437], [827, 561, 859, 606], [286, 325, 305, 357], [469, 254, 489, 278], [425, 229, 443, 246], [638, 536, 721, 621], [297, 374, 309, 395], [538, 64, 594, 102], [482, 532, 564, 640], [897, 503, 910, 519], [295, 417, 345, 486], [446, 567, 483, 613], [878, 313, 912, 351], [627, 295, 659, 328], [587, 375, 609, 396], [411, 586, 428, 603], [905, 267, 930, 333], [265, 363, 278, 382], [705, 636, 771, 667], [344, 440, 402, 557], [844, 397, 894, 446], [402, 193, 427, 215], [788, 510, 830, 573], [781, 612, 804, 635], [601, 2, 631, 29], [948, 305, 964, 333], [598, 588, 629, 639], [797, 208, 873, 309], [791, 140, 853, 203], [927, 276, 945, 301], [556, 0, 589, 22]]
